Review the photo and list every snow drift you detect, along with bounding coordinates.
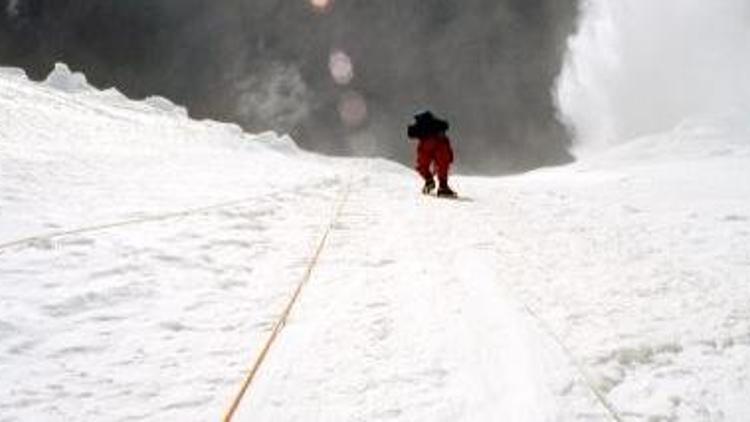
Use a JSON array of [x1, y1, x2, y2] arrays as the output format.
[[0, 63, 325, 240]]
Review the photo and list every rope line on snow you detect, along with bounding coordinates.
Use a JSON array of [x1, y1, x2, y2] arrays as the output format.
[[0, 197, 264, 254], [222, 177, 352, 422], [0, 184, 326, 255], [494, 195, 624, 421], [514, 297, 624, 422], [0, 178, 345, 255]]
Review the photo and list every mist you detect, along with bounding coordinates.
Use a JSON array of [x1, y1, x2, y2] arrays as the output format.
[[557, 0, 750, 151], [0, 0, 579, 173]]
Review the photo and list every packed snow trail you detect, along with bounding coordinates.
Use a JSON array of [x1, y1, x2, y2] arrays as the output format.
[[228, 168, 581, 421], [222, 175, 353, 422]]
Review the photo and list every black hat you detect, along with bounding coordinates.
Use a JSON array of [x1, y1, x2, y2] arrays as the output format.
[[407, 110, 450, 139]]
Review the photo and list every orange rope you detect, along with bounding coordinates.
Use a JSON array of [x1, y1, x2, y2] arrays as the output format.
[[0, 197, 262, 254], [0, 179, 338, 255], [516, 299, 624, 422], [223, 179, 351, 422]]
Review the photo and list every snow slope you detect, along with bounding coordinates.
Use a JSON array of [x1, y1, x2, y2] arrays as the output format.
[[0, 65, 349, 420], [488, 121, 750, 420], [2, 65, 750, 421]]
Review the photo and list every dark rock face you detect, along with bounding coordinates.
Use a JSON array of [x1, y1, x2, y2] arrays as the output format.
[[1, 0, 579, 173]]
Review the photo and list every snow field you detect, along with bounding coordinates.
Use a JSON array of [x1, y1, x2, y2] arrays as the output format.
[[2, 64, 750, 421], [0, 65, 349, 420], [233, 169, 605, 421], [484, 137, 750, 420], [0, 64, 319, 240]]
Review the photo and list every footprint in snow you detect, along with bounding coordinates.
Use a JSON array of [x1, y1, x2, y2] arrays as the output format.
[[723, 214, 748, 222], [159, 321, 193, 332]]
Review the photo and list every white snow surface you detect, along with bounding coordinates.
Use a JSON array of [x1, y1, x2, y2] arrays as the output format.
[[2, 65, 750, 421]]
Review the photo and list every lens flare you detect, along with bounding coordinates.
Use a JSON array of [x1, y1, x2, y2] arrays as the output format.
[[309, 0, 333, 13], [329, 50, 354, 85]]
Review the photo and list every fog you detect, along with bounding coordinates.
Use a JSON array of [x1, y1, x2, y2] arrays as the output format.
[[0, 0, 579, 173], [557, 0, 750, 151]]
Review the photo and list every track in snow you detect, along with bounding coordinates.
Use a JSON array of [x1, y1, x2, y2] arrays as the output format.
[[229, 167, 608, 421]]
